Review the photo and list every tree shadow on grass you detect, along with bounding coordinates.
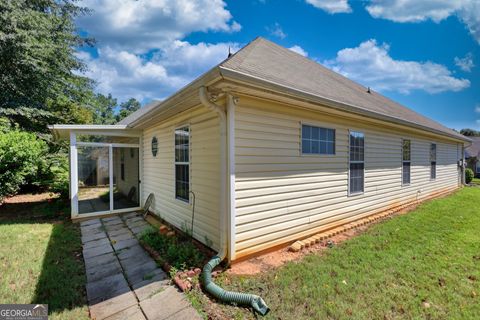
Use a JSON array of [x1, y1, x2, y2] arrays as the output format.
[[0, 195, 88, 318], [32, 219, 88, 316]]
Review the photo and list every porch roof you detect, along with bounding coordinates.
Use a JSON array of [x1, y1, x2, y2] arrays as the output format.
[[48, 124, 140, 140]]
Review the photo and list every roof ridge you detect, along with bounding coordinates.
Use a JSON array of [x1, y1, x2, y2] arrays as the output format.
[[220, 37, 263, 69]]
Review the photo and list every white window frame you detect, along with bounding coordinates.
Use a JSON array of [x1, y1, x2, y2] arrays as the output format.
[[174, 124, 191, 203], [348, 130, 365, 196], [402, 139, 411, 186], [69, 131, 142, 220], [430, 143, 437, 180], [300, 122, 336, 156]]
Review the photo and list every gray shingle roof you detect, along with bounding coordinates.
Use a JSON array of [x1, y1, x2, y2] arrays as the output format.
[[121, 37, 467, 142], [465, 137, 480, 158], [221, 37, 466, 141]]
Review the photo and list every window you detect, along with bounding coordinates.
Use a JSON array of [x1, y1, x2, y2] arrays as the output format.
[[175, 126, 190, 202], [301, 124, 335, 155], [402, 139, 411, 185], [151, 136, 158, 157], [430, 143, 436, 180], [476, 161, 480, 174], [349, 131, 364, 194]]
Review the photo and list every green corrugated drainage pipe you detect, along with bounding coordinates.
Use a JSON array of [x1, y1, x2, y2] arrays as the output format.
[[202, 255, 270, 316]]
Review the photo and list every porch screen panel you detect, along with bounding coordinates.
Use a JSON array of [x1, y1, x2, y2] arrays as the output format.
[[77, 146, 110, 214], [113, 147, 140, 210]]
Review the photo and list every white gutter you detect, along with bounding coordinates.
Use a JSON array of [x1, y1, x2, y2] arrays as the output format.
[[199, 86, 229, 261]]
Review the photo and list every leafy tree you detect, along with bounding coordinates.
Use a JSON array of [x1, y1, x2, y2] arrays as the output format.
[[0, 0, 94, 132], [0, 130, 47, 200], [460, 128, 480, 137], [117, 98, 141, 122], [92, 93, 117, 124]]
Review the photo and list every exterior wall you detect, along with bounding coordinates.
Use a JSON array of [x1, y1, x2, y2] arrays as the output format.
[[234, 96, 462, 259], [142, 105, 221, 250]]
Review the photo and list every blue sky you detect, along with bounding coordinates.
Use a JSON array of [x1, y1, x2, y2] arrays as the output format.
[[75, 0, 479, 130]]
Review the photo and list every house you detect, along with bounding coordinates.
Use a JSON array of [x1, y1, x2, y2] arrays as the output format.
[[465, 137, 480, 177], [50, 37, 470, 262]]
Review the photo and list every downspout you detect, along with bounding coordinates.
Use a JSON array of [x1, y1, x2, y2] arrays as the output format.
[[199, 87, 270, 316], [199, 86, 228, 260]]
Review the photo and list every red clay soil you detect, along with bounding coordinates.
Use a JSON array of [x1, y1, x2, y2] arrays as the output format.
[[227, 204, 421, 276], [227, 227, 366, 276]]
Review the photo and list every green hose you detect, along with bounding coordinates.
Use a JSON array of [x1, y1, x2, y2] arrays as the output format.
[[202, 256, 270, 316]]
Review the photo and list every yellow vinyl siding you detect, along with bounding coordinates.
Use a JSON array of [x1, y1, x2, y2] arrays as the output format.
[[234, 97, 461, 258], [142, 105, 220, 250]]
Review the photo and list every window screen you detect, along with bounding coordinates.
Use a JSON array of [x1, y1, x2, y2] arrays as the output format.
[[349, 131, 364, 194], [175, 126, 190, 201], [301, 124, 335, 155], [402, 139, 411, 185]]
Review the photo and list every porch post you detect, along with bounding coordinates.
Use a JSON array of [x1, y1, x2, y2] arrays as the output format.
[[70, 132, 79, 217], [109, 145, 114, 212]]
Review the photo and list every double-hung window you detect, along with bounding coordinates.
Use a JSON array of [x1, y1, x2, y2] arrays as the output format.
[[349, 131, 364, 194], [301, 124, 335, 155], [175, 126, 190, 202], [402, 139, 411, 185], [430, 143, 436, 180]]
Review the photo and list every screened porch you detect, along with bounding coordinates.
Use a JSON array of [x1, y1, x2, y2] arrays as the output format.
[[49, 125, 143, 219]]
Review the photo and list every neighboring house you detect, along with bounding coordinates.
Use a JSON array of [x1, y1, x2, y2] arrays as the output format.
[[50, 37, 470, 262], [465, 137, 480, 177]]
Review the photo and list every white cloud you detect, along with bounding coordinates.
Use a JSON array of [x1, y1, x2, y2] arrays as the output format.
[[325, 39, 470, 94], [289, 45, 308, 57], [77, 0, 241, 52], [475, 104, 480, 113], [74, 0, 242, 103], [267, 22, 287, 39], [365, 0, 480, 44], [78, 41, 240, 101], [305, 0, 352, 14], [455, 53, 475, 72]]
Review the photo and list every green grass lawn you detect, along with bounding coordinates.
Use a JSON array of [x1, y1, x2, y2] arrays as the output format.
[[471, 177, 480, 186], [202, 188, 480, 319], [0, 195, 89, 320]]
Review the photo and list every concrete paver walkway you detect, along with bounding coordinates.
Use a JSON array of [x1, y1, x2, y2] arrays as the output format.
[[80, 212, 202, 320]]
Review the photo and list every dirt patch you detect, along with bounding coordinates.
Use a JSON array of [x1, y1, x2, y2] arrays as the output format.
[[227, 227, 366, 276], [0, 192, 63, 220], [2, 193, 57, 204], [227, 208, 423, 276]]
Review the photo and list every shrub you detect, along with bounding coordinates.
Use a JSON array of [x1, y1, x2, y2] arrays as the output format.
[[465, 168, 474, 184], [0, 130, 47, 201], [140, 228, 206, 269], [49, 155, 70, 199]]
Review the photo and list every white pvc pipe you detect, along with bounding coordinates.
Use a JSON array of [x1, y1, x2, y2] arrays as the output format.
[[199, 86, 228, 260]]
